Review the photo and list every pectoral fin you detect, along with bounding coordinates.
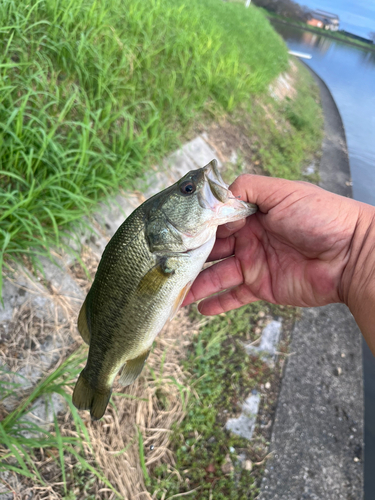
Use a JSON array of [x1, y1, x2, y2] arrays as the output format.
[[118, 349, 151, 387], [137, 255, 184, 296], [77, 299, 90, 345]]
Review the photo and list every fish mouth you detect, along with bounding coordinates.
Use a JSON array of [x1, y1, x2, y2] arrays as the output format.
[[199, 159, 257, 221], [205, 160, 230, 204]]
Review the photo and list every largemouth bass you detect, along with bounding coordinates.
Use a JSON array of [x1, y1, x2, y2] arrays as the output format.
[[72, 160, 257, 420]]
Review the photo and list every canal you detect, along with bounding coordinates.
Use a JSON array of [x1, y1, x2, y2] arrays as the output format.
[[271, 21, 375, 497]]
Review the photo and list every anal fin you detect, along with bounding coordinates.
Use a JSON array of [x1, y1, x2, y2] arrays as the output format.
[[118, 350, 151, 387], [77, 299, 90, 345]]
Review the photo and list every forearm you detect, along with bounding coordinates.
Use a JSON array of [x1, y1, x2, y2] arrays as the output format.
[[341, 203, 375, 354]]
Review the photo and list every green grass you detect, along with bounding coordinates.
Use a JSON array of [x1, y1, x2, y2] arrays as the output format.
[[260, 63, 323, 178], [0, 0, 288, 295], [224, 60, 323, 180], [175, 0, 289, 92], [0, 350, 121, 497], [150, 303, 296, 499]]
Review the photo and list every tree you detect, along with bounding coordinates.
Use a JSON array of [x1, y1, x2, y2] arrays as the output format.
[[252, 0, 305, 22]]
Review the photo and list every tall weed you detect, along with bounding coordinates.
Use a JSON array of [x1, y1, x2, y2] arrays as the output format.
[[0, 0, 288, 293]]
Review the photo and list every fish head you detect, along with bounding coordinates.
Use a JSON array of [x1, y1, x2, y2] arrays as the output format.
[[146, 159, 257, 253]]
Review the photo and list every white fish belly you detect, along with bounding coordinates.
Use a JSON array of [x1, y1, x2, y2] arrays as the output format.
[[137, 236, 216, 354]]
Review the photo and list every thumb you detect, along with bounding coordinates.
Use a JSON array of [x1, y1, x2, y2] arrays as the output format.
[[228, 174, 320, 214]]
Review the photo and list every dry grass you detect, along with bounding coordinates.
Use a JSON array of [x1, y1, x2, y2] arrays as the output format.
[[0, 244, 199, 499], [0, 269, 79, 381]]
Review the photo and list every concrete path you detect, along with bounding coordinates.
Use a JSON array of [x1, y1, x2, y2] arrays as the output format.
[[258, 67, 364, 499]]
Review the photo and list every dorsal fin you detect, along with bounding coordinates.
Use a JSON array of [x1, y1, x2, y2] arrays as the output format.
[[77, 299, 91, 345]]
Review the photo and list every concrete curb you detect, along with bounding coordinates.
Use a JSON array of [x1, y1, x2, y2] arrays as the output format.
[[258, 64, 364, 499]]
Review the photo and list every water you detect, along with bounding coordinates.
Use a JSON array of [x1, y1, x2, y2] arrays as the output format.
[[273, 23, 375, 205], [271, 22, 375, 497]]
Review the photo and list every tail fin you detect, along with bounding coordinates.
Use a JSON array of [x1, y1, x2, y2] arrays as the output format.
[[72, 371, 111, 421]]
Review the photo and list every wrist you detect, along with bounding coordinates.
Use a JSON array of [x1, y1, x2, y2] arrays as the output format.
[[340, 203, 375, 350]]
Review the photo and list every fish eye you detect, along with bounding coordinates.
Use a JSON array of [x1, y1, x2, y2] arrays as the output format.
[[179, 180, 196, 196]]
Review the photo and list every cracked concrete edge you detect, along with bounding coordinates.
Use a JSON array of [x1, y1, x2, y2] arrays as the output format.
[[225, 319, 283, 441], [258, 63, 364, 499], [225, 392, 261, 441], [244, 320, 283, 365]]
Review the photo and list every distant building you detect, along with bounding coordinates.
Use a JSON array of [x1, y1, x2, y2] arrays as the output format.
[[305, 9, 340, 31], [306, 17, 324, 29]]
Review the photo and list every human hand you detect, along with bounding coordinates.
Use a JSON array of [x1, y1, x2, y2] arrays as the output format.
[[183, 174, 375, 318]]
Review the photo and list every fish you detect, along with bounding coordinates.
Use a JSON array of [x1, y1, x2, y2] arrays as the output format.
[[72, 159, 257, 420]]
